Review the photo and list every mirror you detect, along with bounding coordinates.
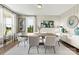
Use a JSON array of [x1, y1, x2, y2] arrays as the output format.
[[67, 16, 79, 28]]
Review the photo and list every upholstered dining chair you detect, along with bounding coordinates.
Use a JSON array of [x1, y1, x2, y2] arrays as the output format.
[[28, 36, 40, 54], [17, 32, 27, 47], [55, 33, 61, 46], [56, 35, 61, 46], [44, 36, 58, 54]]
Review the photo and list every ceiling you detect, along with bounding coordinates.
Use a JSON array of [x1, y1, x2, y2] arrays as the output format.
[[5, 4, 75, 15]]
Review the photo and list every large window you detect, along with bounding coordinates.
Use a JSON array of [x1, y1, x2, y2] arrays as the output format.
[[5, 17, 12, 27], [26, 16, 35, 33], [5, 17, 12, 35]]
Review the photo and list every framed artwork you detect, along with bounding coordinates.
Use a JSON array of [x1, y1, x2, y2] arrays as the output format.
[[67, 16, 79, 28], [41, 20, 54, 28]]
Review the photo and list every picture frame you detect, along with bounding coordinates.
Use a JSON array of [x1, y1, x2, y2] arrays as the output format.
[[41, 20, 54, 28]]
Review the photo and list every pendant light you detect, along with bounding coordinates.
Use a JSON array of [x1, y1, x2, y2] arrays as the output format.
[[37, 4, 42, 8]]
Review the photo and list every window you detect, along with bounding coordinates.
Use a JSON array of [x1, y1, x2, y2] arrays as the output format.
[[26, 16, 35, 33], [5, 17, 12, 35], [5, 17, 12, 27]]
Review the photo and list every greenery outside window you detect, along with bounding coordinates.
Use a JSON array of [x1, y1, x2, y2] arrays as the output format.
[[5, 17, 12, 35]]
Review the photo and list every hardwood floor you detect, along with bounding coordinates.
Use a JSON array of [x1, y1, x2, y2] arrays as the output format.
[[0, 40, 18, 55], [0, 39, 79, 55], [61, 40, 79, 55]]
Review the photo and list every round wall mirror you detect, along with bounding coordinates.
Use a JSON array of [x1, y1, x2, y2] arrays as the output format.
[[67, 16, 79, 28]]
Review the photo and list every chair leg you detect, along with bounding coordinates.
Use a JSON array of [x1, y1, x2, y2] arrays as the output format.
[[58, 41, 60, 46], [28, 46, 31, 54], [24, 41, 26, 47], [17, 42, 20, 47], [37, 46, 39, 54], [44, 46, 46, 54], [53, 46, 56, 54]]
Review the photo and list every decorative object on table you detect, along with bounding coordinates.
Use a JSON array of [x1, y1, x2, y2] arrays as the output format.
[[59, 26, 67, 33], [74, 27, 79, 35], [27, 25, 33, 33], [67, 16, 79, 28], [41, 20, 54, 28], [38, 26, 42, 33]]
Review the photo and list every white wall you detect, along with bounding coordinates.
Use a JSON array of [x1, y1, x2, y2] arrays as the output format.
[[60, 5, 79, 35], [18, 15, 61, 33], [36, 15, 61, 33]]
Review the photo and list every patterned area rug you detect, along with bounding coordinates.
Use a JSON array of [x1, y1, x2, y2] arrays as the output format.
[[4, 41, 76, 55]]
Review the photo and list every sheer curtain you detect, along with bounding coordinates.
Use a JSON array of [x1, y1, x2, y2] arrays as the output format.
[[0, 6, 4, 37], [11, 13, 17, 34], [0, 5, 4, 45]]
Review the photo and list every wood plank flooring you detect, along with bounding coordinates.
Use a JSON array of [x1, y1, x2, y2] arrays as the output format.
[[0, 40, 79, 55], [61, 40, 79, 55], [0, 40, 18, 55]]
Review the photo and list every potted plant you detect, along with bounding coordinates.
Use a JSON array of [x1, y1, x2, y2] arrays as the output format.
[[27, 25, 33, 33]]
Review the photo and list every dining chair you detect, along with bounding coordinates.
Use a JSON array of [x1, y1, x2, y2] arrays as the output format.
[[57, 36, 61, 46], [56, 33, 62, 46], [17, 32, 27, 47], [28, 36, 40, 54], [0, 36, 4, 48], [44, 36, 58, 54]]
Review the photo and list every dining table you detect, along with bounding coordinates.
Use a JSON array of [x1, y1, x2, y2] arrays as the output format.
[[35, 33, 57, 36], [19, 33, 58, 45], [20, 33, 58, 37], [20, 33, 58, 39], [20, 33, 38, 37]]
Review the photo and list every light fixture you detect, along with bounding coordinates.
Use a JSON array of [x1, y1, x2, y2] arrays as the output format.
[[37, 4, 42, 8]]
